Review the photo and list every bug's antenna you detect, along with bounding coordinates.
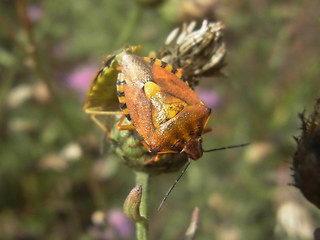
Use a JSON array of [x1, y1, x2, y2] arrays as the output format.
[[157, 143, 250, 211], [204, 142, 250, 152], [158, 160, 192, 211]]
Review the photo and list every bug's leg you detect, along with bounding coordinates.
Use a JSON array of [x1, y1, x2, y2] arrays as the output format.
[[143, 152, 167, 165], [85, 109, 122, 137], [142, 153, 164, 166], [153, 153, 164, 162], [141, 140, 151, 150], [91, 114, 111, 137], [128, 140, 145, 148], [117, 115, 136, 130], [127, 139, 150, 150]]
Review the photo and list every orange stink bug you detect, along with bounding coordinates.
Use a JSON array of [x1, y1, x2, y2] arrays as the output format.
[[83, 46, 189, 173], [116, 54, 211, 163], [84, 47, 248, 166]]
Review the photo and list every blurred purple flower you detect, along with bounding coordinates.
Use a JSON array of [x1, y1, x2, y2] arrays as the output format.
[[66, 63, 98, 98], [197, 89, 222, 108], [26, 4, 42, 22], [107, 209, 133, 239]]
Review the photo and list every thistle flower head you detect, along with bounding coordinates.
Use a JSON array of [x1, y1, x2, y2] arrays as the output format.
[[292, 98, 320, 209], [160, 20, 226, 87]]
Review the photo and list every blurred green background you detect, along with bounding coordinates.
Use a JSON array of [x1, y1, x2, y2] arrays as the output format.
[[1, 0, 320, 239]]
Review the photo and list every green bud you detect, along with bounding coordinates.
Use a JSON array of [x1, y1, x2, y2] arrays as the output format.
[[123, 185, 147, 223]]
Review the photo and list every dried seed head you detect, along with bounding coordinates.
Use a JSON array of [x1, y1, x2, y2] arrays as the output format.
[[160, 20, 226, 87], [292, 98, 320, 209]]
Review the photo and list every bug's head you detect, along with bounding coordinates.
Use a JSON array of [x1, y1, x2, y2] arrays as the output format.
[[182, 137, 203, 160]]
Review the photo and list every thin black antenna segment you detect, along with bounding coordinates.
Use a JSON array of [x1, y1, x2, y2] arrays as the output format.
[[157, 142, 250, 211], [204, 142, 250, 152], [158, 161, 191, 211]]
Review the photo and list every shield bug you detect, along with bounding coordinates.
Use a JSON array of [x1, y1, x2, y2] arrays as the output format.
[[116, 54, 211, 163], [83, 46, 189, 174], [84, 48, 247, 166]]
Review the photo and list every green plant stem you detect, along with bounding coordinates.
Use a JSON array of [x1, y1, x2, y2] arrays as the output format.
[[135, 171, 149, 240]]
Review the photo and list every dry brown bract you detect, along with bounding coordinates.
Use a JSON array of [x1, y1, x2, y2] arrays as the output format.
[[292, 98, 320, 209]]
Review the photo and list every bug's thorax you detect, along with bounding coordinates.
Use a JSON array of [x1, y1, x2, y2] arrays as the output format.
[[121, 54, 152, 87]]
